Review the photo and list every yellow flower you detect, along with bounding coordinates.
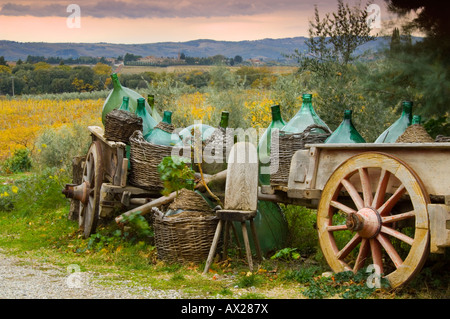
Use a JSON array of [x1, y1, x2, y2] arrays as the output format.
[[2, 191, 9, 197], [11, 186, 18, 193], [41, 143, 47, 148]]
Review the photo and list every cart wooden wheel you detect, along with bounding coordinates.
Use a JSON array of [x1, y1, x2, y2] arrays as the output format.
[[317, 152, 429, 288], [79, 141, 103, 239]]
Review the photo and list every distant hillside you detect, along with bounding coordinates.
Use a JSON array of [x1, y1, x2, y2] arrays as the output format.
[[0, 36, 399, 62]]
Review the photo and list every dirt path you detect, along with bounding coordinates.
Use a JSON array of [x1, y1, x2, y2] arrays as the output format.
[[0, 251, 183, 299]]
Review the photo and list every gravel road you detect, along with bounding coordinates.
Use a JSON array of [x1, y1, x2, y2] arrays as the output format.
[[0, 251, 184, 299]]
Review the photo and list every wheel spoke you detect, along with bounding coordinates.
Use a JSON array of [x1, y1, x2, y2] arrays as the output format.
[[377, 233, 403, 268], [370, 238, 384, 274], [381, 210, 415, 224], [341, 178, 364, 211], [358, 168, 373, 207], [336, 234, 362, 260], [326, 224, 348, 232], [372, 169, 390, 209], [378, 184, 406, 216], [380, 225, 414, 246], [354, 238, 370, 272], [330, 200, 356, 215]]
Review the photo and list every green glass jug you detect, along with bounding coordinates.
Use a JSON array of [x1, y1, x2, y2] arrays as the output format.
[[148, 94, 162, 122], [412, 115, 421, 125], [145, 111, 182, 147], [325, 110, 366, 144], [281, 94, 329, 134], [102, 73, 159, 124], [136, 98, 157, 137], [258, 105, 286, 185], [375, 101, 413, 143], [118, 96, 130, 112]]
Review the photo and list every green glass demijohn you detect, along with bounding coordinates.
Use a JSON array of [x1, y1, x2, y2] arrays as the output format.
[[145, 111, 182, 147], [375, 101, 413, 143], [412, 115, 421, 125], [325, 110, 366, 144], [118, 96, 130, 112], [136, 98, 157, 137], [102, 73, 159, 124], [258, 104, 286, 185], [281, 93, 329, 134], [147, 94, 162, 122]]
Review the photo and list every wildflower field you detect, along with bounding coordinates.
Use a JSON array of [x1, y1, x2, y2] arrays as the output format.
[[0, 98, 103, 160]]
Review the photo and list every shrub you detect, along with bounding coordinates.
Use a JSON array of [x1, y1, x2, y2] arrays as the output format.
[[1, 148, 32, 174], [33, 123, 91, 172]]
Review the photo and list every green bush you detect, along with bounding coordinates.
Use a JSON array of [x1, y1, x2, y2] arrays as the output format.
[[33, 123, 91, 172], [11, 167, 70, 216], [1, 148, 32, 174], [282, 205, 319, 257]]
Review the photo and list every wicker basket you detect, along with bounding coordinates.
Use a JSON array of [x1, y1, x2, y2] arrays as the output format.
[[128, 130, 190, 191], [153, 189, 218, 263], [104, 109, 143, 143], [201, 127, 233, 174], [270, 124, 331, 186], [435, 135, 450, 143]]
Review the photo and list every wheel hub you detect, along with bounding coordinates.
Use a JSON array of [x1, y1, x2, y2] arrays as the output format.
[[346, 207, 382, 238]]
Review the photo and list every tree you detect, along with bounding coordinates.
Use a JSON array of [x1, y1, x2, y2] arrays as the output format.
[[386, 0, 450, 39], [298, 0, 375, 67], [0, 56, 7, 66]]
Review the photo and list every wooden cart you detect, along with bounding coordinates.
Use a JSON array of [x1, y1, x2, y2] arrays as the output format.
[[64, 124, 449, 288], [259, 142, 450, 288], [63, 126, 161, 239]]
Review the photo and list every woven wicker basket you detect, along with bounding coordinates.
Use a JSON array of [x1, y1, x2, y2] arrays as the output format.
[[435, 135, 450, 143], [128, 130, 190, 191], [104, 109, 143, 143], [270, 124, 331, 186], [153, 189, 218, 263]]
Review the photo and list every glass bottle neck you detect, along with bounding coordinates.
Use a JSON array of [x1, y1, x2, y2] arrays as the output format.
[[111, 74, 121, 89], [271, 105, 283, 123], [219, 112, 229, 128], [162, 111, 172, 124]]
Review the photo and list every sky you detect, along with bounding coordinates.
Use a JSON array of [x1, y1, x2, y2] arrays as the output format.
[[0, 0, 399, 44]]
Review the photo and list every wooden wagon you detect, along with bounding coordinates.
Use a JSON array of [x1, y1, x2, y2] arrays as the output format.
[[258, 142, 450, 288], [64, 123, 450, 288], [63, 126, 162, 239]]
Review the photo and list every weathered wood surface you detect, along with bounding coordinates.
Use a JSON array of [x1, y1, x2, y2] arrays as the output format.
[[428, 204, 450, 253], [222, 142, 258, 211], [287, 143, 450, 200]]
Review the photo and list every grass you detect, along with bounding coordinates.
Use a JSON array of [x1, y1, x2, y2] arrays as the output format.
[[0, 170, 448, 299]]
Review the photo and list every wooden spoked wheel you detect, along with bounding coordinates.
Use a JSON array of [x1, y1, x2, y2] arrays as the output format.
[[317, 152, 430, 288], [79, 141, 103, 239]]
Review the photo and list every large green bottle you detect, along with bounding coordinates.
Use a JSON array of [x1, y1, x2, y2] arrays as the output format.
[[375, 101, 413, 143], [136, 98, 157, 137], [118, 96, 130, 112], [281, 94, 329, 134], [102, 73, 159, 124], [325, 110, 366, 144], [258, 105, 286, 185], [148, 94, 162, 122], [145, 111, 182, 146]]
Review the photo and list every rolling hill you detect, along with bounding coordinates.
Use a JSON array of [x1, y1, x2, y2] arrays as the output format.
[[0, 36, 395, 63]]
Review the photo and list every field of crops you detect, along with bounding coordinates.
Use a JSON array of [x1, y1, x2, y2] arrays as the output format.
[[0, 98, 103, 160], [0, 89, 280, 161]]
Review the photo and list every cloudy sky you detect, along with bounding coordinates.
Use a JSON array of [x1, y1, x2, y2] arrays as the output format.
[[0, 0, 394, 43]]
